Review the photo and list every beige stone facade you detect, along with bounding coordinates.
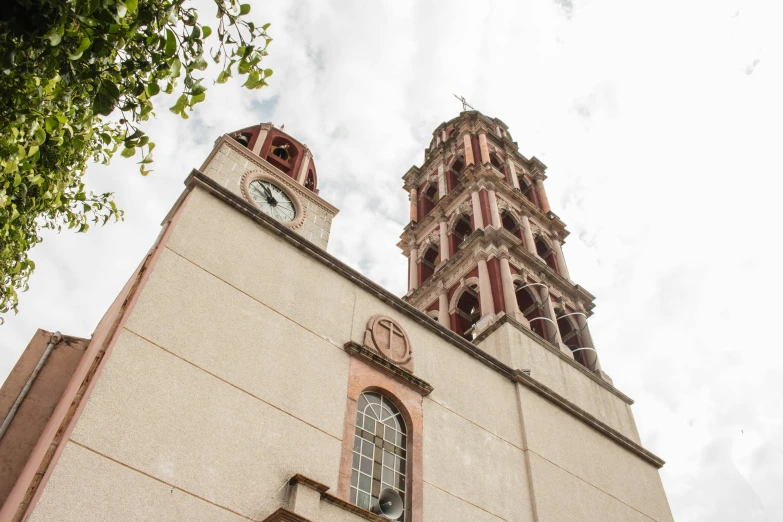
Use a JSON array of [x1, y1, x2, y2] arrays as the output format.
[[0, 119, 673, 522]]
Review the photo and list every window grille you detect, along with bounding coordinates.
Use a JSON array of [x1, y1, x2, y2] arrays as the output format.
[[350, 392, 407, 520]]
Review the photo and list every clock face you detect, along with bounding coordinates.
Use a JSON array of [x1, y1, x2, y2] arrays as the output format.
[[248, 180, 296, 222]]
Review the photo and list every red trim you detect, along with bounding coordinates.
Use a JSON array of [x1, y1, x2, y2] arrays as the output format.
[[479, 189, 491, 227], [487, 258, 505, 314]]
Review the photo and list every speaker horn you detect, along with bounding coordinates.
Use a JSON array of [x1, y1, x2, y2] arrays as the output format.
[[370, 488, 404, 520]]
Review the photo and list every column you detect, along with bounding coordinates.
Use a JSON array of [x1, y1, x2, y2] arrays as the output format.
[[408, 247, 418, 290], [439, 220, 450, 261], [487, 187, 502, 228], [442, 129, 447, 142], [520, 215, 536, 254], [477, 255, 496, 317], [438, 288, 450, 328], [540, 285, 565, 349], [470, 190, 484, 229], [409, 188, 418, 222], [478, 132, 490, 164], [464, 134, 475, 165], [551, 239, 570, 280], [251, 126, 269, 155], [437, 163, 447, 198], [535, 179, 551, 213], [499, 253, 523, 324], [575, 313, 601, 371], [296, 149, 312, 184], [508, 159, 520, 190]]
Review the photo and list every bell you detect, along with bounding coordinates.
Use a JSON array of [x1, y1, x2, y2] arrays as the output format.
[[234, 133, 249, 147]]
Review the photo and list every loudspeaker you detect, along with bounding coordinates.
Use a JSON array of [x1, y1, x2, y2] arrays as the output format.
[[370, 488, 404, 520]]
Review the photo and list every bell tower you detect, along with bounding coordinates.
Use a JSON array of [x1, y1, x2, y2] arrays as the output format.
[[400, 110, 609, 382]]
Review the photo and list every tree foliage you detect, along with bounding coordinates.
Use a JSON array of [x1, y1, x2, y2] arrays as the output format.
[[0, 0, 272, 320]]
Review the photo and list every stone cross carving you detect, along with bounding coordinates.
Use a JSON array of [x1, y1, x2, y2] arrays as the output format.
[[364, 315, 412, 366]]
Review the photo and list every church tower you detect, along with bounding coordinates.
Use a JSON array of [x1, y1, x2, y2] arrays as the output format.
[[400, 110, 609, 382]]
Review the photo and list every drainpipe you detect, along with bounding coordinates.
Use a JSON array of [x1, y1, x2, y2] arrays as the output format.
[[0, 331, 63, 442]]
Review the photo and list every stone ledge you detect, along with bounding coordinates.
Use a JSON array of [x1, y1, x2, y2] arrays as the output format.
[[320, 492, 386, 522], [260, 507, 313, 522], [474, 313, 630, 404], [288, 474, 329, 494], [343, 342, 434, 396], [512, 370, 665, 469]]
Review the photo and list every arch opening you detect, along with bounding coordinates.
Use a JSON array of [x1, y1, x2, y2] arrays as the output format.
[[455, 285, 481, 341], [515, 282, 547, 339]]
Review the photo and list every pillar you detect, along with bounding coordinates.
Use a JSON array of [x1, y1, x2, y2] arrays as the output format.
[[499, 254, 523, 324], [296, 149, 312, 184], [487, 188, 501, 228], [551, 239, 570, 280], [438, 288, 450, 328], [251, 126, 269, 155], [477, 255, 496, 317], [442, 129, 447, 143], [508, 159, 520, 190], [464, 134, 475, 165], [478, 132, 490, 164], [408, 247, 418, 290], [535, 179, 551, 213], [520, 215, 536, 254], [437, 163, 447, 198], [576, 313, 601, 371], [540, 285, 565, 350], [439, 220, 450, 261], [409, 188, 418, 222], [470, 190, 484, 229]]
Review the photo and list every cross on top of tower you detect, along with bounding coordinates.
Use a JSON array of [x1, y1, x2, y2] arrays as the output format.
[[453, 94, 475, 111]]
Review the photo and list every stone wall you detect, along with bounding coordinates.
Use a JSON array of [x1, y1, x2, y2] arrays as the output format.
[[26, 185, 671, 522]]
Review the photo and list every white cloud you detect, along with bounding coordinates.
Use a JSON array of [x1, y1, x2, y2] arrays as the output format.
[[3, 0, 783, 520]]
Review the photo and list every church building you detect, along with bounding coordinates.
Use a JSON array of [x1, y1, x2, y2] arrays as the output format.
[[0, 111, 674, 521]]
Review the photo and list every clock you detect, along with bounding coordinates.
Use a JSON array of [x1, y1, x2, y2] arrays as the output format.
[[248, 179, 297, 222]]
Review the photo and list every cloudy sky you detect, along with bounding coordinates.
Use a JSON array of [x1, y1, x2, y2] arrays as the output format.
[[3, 0, 783, 519]]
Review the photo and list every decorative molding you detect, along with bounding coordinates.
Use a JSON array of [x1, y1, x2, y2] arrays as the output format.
[[363, 315, 413, 367], [344, 342, 433, 396]]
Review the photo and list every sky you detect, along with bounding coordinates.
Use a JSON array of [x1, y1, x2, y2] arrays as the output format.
[[2, 0, 783, 520]]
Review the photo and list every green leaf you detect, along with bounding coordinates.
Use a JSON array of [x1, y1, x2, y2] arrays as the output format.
[[190, 92, 205, 105], [45, 117, 59, 133], [216, 70, 230, 84], [47, 31, 62, 46], [169, 94, 188, 114], [146, 82, 160, 96], [202, 26, 212, 38], [264, 68, 273, 77], [169, 57, 182, 77], [262, 23, 271, 30], [240, 4, 251, 15], [124, 0, 138, 13], [164, 29, 176, 58], [4, 161, 18, 174], [33, 128, 46, 145], [121, 147, 136, 158]]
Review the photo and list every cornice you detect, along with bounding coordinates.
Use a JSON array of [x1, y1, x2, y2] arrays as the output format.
[[184, 171, 664, 468], [344, 341, 433, 396]]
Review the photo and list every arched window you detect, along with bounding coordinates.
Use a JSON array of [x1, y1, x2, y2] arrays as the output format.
[[266, 136, 299, 176], [535, 237, 559, 272], [515, 282, 548, 340], [419, 184, 438, 219], [490, 154, 509, 183], [455, 283, 481, 340], [501, 210, 523, 241], [420, 244, 439, 284], [557, 314, 589, 368], [453, 214, 473, 245], [351, 391, 407, 519], [518, 176, 535, 205]]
